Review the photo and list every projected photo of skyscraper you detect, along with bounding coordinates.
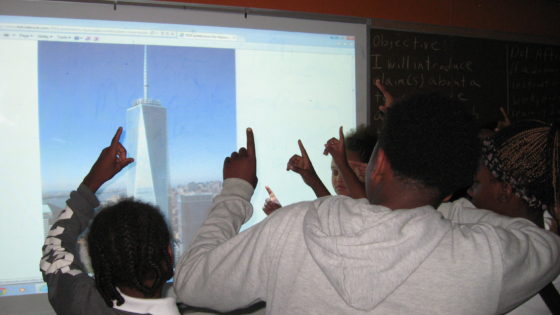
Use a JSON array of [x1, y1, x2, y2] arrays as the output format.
[[126, 46, 169, 218], [38, 42, 236, 257]]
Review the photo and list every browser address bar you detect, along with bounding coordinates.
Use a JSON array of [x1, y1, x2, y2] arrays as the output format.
[[1, 23, 155, 36], [0, 23, 239, 40]]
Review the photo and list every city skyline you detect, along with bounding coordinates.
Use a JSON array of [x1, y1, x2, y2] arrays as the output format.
[[38, 41, 237, 192], [41, 180, 223, 266]]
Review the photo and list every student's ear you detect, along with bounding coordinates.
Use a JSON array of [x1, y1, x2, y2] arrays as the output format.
[[370, 148, 390, 183], [168, 244, 174, 261]]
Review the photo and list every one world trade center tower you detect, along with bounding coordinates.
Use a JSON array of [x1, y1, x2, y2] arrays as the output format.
[[126, 46, 169, 218]]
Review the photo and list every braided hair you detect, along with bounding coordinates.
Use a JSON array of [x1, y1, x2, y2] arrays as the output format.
[[87, 198, 173, 307], [481, 120, 560, 221]]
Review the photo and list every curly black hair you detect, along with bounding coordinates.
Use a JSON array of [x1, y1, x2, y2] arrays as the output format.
[[87, 198, 173, 307], [379, 93, 480, 198], [345, 124, 378, 163]]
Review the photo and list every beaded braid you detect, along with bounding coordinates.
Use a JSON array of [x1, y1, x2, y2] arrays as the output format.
[[132, 213, 170, 297], [482, 120, 560, 222], [87, 198, 173, 307], [93, 240, 124, 306]]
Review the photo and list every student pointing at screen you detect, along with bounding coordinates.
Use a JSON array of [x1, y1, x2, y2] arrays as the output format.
[[263, 126, 376, 215], [174, 95, 560, 314], [40, 127, 181, 315]]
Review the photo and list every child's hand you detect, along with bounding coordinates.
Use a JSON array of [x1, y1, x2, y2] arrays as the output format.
[[323, 127, 347, 168], [495, 107, 511, 132], [287, 140, 319, 185], [375, 79, 394, 114], [262, 186, 281, 215], [224, 128, 258, 188], [287, 140, 331, 197], [83, 127, 134, 193]]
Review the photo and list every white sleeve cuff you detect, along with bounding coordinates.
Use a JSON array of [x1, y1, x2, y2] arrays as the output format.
[[221, 178, 255, 201]]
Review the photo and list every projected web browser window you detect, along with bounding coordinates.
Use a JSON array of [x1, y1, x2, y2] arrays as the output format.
[[0, 15, 357, 297]]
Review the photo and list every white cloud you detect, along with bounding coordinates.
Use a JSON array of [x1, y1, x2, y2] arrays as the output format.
[[51, 137, 67, 144]]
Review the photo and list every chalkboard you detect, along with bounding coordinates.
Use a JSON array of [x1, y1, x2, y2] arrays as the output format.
[[371, 29, 560, 128], [507, 43, 560, 121]]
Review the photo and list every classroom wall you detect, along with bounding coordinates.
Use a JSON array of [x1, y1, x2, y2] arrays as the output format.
[[164, 0, 560, 41]]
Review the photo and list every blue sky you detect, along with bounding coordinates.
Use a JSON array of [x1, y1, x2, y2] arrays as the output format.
[[39, 42, 236, 191]]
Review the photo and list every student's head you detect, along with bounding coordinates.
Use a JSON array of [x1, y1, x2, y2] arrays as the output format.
[[87, 198, 173, 307], [469, 120, 560, 225], [331, 125, 377, 195], [366, 93, 480, 207]]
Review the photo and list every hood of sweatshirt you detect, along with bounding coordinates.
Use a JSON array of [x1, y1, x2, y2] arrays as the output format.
[[303, 196, 452, 311]]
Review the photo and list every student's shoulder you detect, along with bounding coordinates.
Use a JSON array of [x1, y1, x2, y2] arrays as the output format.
[[260, 197, 336, 230], [314, 195, 375, 216], [270, 196, 370, 217], [438, 197, 491, 221], [264, 199, 315, 223]]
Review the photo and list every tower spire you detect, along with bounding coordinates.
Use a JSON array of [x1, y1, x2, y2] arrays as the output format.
[[143, 45, 148, 100]]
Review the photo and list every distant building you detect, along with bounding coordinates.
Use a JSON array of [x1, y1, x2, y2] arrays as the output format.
[[177, 193, 213, 249], [126, 46, 170, 218], [42, 204, 54, 238]]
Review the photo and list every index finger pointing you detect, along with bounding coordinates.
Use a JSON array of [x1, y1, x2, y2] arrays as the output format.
[[111, 127, 123, 147], [297, 140, 309, 158], [246, 127, 255, 156], [375, 79, 386, 93], [499, 107, 510, 122], [265, 186, 277, 200], [338, 126, 345, 143]]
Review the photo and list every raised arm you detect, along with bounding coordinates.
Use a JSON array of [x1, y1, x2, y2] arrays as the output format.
[[40, 127, 133, 314], [375, 79, 395, 114], [323, 127, 366, 199], [495, 107, 512, 132], [223, 127, 258, 188], [174, 128, 272, 311], [83, 127, 135, 192], [287, 139, 331, 197]]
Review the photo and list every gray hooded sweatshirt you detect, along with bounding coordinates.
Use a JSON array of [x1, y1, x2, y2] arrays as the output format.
[[174, 179, 560, 314]]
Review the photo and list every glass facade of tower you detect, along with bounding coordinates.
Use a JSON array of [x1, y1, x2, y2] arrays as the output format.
[[126, 98, 170, 218]]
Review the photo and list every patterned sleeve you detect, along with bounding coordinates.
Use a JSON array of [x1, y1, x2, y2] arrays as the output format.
[[40, 183, 115, 315]]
